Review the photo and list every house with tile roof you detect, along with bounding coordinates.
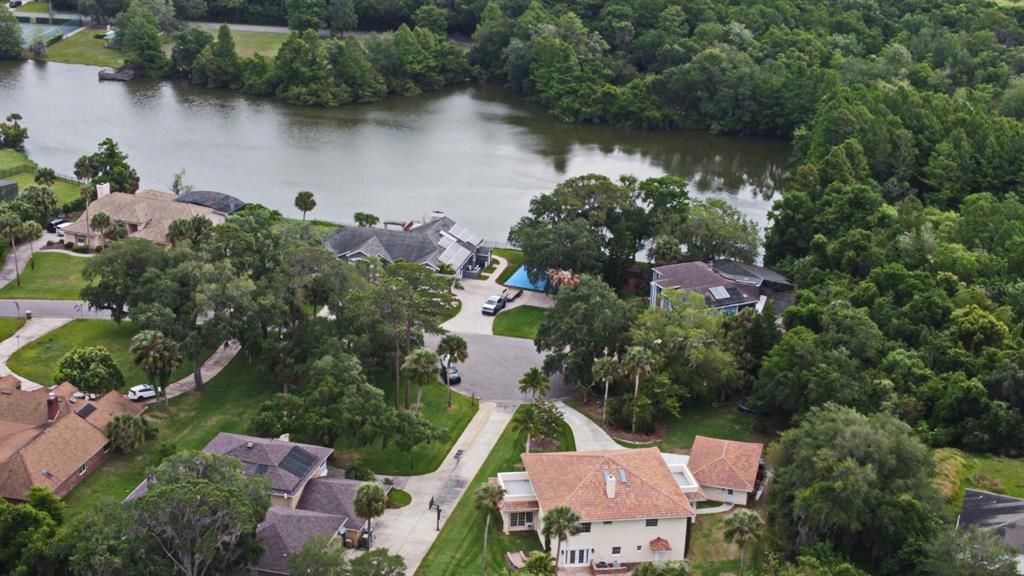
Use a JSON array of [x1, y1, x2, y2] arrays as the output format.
[[650, 260, 794, 314], [64, 189, 227, 249], [494, 448, 698, 570], [958, 489, 1024, 573], [325, 214, 491, 279], [686, 436, 764, 506], [0, 375, 144, 501]]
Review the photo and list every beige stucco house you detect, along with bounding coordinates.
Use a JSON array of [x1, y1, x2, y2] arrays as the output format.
[[64, 189, 227, 249], [494, 448, 699, 570], [686, 436, 764, 506]]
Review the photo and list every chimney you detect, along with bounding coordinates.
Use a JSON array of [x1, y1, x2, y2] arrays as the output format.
[[603, 470, 616, 499], [429, 210, 446, 222], [96, 182, 111, 198], [46, 392, 59, 422], [246, 441, 254, 449]]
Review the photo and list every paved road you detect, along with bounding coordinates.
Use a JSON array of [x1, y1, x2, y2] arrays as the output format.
[[425, 331, 572, 402], [0, 299, 110, 319], [370, 401, 516, 573]]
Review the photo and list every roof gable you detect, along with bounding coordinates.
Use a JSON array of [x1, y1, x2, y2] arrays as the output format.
[[203, 433, 333, 495], [687, 436, 763, 492], [257, 507, 346, 574]]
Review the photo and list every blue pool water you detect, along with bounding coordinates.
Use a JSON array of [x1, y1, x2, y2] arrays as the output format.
[[504, 265, 549, 292]]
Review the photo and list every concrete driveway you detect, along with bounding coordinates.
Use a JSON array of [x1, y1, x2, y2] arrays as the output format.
[[425, 331, 573, 402], [443, 256, 554, 336]]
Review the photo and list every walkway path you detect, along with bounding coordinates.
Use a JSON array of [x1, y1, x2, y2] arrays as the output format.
[[370, 401, 516, 573], [0, 317, 73, 390], [556, 401, 621, 452], [0, 236, 49, 291], [695, 502, 734, 515], [162, 340, 242, 400], [0, 299, 110, 319]]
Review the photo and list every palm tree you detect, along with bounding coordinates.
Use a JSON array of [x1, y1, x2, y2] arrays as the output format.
[[723, 509, 763, 576], [107, 414, 146, 454], [591, 356, 619, 425], [34, 167, 56, 187], [130, 330, 182, 409], [542, 505, 581, 568], [512, 402, 543, 453], [522, 551, 557, 576], [20, 221, 42, 271], [354, 483, 387, 549], [474, 482, 505, 576], [90, 212, 113, 241], [402, 348, 439, 410], [436, 334, 468, 408], [295, 190, 317, 221], [0, 212, 23, 287], [518, 367, 550, 399], [622, 345, 656, 433]]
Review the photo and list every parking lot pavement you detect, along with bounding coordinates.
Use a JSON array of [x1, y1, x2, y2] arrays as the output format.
[[425, 331, 573, 402]]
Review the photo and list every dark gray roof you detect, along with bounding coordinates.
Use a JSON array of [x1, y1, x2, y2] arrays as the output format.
[[960, 489, 1024, 554], [175, 190, 247, 214], [257, 507, 346, 574], [652, 261, 761, 308], [297, 477, 372, 528], [203, 433, 333, 496], [713, 260, 792, 287], [325, 217, 481, 269]]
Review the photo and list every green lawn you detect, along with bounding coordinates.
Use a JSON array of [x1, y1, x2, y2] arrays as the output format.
[[963, 453, 1024, 498], [416, 407, 575, 576], [0, 317, 26, 341], [16, 2, 54, 12], [388, 488, 412, 508], [335, 373, 477, 476], [11, 172, 81, 205], [493, 248, 523, 286], [0, 149, 33, 173], [8, 319, 207, 388], [0, 252, 89, 300], [230, 30, 289, 57], [63, 355, 277, 514], [44, 30, 124, 68], [492, 305, 546, 339]]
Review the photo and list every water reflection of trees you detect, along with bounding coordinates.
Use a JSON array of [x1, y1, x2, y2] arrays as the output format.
[[470, 86, 789, 200]]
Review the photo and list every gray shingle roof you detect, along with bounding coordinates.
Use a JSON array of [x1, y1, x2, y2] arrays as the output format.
[[175, 191, 247, 214], [325, 217, 481, 269], [257, 507, 346, 574], [712, 260, 792, 287], [297, 477, 371, 529], [203, 433, 333, 496]]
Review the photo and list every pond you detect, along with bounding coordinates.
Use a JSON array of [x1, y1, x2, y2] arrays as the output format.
[[0, 60, 791, 240]]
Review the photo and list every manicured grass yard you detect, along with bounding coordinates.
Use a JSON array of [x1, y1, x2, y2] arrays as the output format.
[[11, 172, 81, 205], [388, 488, 413, 508], [0, 149, 33, 173], [335, 373, 477, 476], [16, 1, 54, 12], [63, 355, 277, 514], [0, 252, 89, 300], [492, 305, 546, 339], [493, 248, 524, 285], [230, 30, 289, 58], [0, 317, 26, 341], [8, 319, 207, 388], [963, 452, 1024, 498], [656, 400, 779, 452], [45, 30, 124, 68], [416, 407, 575, 576]]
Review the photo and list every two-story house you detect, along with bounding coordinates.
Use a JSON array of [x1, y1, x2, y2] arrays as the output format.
[[649, 260, 794, 314]]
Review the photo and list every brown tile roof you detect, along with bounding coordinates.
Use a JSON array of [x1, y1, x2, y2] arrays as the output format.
[[521, 448, 695, 522], [297, 477, 369, 528], [0, 414, 108, 500], [256, 507, 346, 574], [649, 537, 672, 552], [64, 190, 219, 246], [500, 499, 539, 511], [77, 391, 145, 433], [687, 436, 763, 492], [203, 433, 334, 496]]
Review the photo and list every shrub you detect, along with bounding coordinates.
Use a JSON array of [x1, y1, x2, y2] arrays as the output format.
[[64, 241, 74, 250], [345, 460, 374, 481], [72, 245, 89, 254], [61, 196, 85, 214]]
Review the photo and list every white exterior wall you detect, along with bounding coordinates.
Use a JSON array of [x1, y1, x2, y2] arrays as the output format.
[[553, 517, 690, 567], [702, 486, 749, 506]]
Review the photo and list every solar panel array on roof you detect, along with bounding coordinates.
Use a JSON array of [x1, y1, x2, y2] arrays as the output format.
[[279, 446, 318, 478], [709, 286, 730, 300], [450, 225, 481, 246], [438, 243, 471, 267], [438, 234, 455, 249], [76, 404, 96, 418]]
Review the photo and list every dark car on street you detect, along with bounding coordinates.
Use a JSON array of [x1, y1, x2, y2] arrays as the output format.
[[46, 218, 68, 233], [8, 1, 23, 7], [440, 364, 461, 385]]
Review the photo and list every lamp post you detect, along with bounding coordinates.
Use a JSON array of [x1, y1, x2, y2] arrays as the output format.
[[428, 497, 442, 531]]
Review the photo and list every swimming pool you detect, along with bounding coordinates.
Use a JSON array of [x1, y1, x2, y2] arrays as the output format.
[[504, 265, 549, 292]]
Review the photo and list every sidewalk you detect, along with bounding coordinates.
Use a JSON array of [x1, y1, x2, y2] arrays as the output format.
[[370, 401, 516, 573], [162, 340, 241, 400], [0, 317, 73, 390], [0, 237, 48, 291], [556, 401, 622, 452]]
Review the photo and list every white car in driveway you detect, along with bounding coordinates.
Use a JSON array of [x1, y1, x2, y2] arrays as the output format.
[[127, 384, 157, 401]]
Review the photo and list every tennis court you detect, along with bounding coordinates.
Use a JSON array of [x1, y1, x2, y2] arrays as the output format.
[[18, 19, 82, 47]]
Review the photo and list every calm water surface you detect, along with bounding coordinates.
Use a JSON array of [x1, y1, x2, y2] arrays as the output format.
[[0, 60, 790, 239]]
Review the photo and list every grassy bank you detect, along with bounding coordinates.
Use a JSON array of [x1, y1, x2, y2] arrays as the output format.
[[335, 373, 477, 476], [0, 252, 89, 300], [416, 407, 575, 576], [230, 30, 289, 57], [10, 172, 81, 204], [0, 150, 33, 173], [492, 305, 546, 339], [493, 248, 523, 285], [44, 30, 125, 68], [63, 356, 277, 513], [8, 319, 210, 388]]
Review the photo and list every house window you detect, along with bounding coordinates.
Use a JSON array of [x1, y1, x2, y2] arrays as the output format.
[[645, 519, 658, 527], [579, 522, 591, 533], [727, 489, 734, 495], [603, 521, 612, 525], [78, 464, 87, 475], [612, 547, 621, 555], [637, 546, 642, 551], [510, 511, 533, 527], [75, 235, 86, 244]]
